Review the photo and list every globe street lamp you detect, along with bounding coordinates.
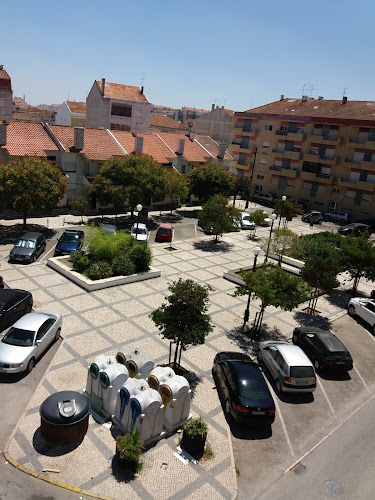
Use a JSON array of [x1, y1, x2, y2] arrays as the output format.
[[265, 213, 277, 262], [277, 195, 287, 230], [136, 203, 143, 241], [243, 246, 262, 328]]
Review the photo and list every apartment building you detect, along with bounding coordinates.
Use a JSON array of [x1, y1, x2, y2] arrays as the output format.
[[194, 104, 234, 147], [229, 96, 375, 219]]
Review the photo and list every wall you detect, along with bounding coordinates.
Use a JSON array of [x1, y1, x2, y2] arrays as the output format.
[[195, 106, 233, 146], [55, 102, 71, 125]]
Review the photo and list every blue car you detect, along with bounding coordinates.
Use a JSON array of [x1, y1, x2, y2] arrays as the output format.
[[54, 230, 84, 256]]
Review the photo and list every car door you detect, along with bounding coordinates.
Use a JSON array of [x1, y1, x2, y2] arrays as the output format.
[[4, 295, 22, 326], [263, 346, 279, 380], [360, 302, 375, 326], [303, 334, 322, 362], [35, 318, 55, 355]]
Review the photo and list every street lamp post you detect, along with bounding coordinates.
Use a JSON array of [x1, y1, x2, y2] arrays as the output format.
[[265, 213, 277, 262], [243, 246, 261, 328], [136, 203, 143, 241], [277, 195, 287, 230]]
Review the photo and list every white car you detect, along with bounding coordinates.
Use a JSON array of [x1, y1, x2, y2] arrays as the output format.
[[0, 311, 62, 373], [240, 212, 256, 230], [130, 223, 148, 243], [348, 298, 375, 333], [260, 211, 271, 227], [324, 210, 349, 222]]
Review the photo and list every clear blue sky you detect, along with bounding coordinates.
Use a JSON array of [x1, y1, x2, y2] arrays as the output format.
[[2, 0, 374, 112]]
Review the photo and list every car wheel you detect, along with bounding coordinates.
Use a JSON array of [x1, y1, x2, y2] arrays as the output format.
[[26, 304, 33, 313], [276, 379, 283, 393], [225, 399, 231, 418], [257, 351, 262, 363], [348, 305, 356, 317], [26, 357, 35, 373], [55, 328, 61, 342], [292, 334, 298, 344], [314, 359, 320, 370]]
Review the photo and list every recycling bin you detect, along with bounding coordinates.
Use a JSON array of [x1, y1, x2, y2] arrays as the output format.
[[85, 355, 117, 398], [112, 378, 149, 433], [160, 375, 192, 433], [148, 366, 175, 391], [99, 363, 129, 418], [130, 388, 164, 445], [116, 349, 154, 379]]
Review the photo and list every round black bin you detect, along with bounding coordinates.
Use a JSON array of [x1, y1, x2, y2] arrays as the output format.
[[40, 391, 90, 444]]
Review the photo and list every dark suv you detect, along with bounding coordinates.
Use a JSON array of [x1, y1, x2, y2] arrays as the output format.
[[9, 232, 46, 264], [301, 210, 323, 224]]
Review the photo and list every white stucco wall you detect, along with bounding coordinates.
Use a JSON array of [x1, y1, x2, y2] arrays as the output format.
[[55, 102, 72, 126]]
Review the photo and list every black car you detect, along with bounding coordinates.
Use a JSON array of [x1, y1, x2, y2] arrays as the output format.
[[0, 276, 4, 289], [292, 327, 353, 371], [0, 289, 33, 332], [338, 223, 371, 236], [213, 352, 275, 424], [9, 232, 46, 263]]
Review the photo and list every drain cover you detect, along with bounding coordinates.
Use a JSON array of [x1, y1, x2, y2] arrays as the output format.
[[325, 480, 342, 494], [293, 463, 306, 475]]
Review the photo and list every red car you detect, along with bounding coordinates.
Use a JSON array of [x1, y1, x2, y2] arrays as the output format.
[[155, 223, 173, 242]]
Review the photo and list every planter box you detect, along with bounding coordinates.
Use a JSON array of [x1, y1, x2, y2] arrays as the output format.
[[180, 431, 207, 460], [47, 256, 161, 292]]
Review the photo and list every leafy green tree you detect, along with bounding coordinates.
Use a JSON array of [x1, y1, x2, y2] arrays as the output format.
[[233, 265, 310, 334], [339, 235, 375, 293], [264, 228, 299, 265], [274, 198, 303, 229], [163, 168, 189, 212], [232, 176, 251, 207], [199, 195, 241, 243], [187, 163, 236, 202], [68, 196, 89, 223], [0, 157, 68, 229], [150, 278, 214, 369], [93, 154, 166, 216], [248, 209, 268, 236]]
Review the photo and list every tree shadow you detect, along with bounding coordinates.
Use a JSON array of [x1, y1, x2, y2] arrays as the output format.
[[293, 311, 332, 330], [111, 454, 141, 483], [182, 370, 203, 400], [324, 289, 353, 310], [0, 223, 56, 245], [32, 427, 84, 456], [152, 213, 183, 224], [193, 240, 233, 253]]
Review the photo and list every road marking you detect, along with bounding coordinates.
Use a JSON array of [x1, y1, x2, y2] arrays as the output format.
[[273, 396, 294, 457], [353, 365, 369, 390], [43, 244, 57, 260], [317, 378, 334, 413]]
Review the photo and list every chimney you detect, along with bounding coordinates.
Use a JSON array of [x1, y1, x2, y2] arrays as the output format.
[[74, 127, 84, 151], [318, 96, 324, 100], [140, 86, 144, 95], [302, 95, 308, 102], [177, 138, 185, 155], [189, 131, 196, 142], [101, 78, 105, 96], [280, 95, 284, 101], [0, 122, 7, 146], [0, 65, 3, 70], [342, 96, 348, 105], [218, 143, 226, 159], [212, 104, 215, 111], [135, 136, 143, 153]]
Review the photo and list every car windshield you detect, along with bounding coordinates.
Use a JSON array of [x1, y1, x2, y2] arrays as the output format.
[[60, 233, 80, 242], [159, 228, 171, 234], [239, 380, 270, 400], [242, 215, 250, 221], [290, 366, 315, 378], [2, 327, 35, 346], [132, 228, 147, 235], [16, 239, 36, 249]]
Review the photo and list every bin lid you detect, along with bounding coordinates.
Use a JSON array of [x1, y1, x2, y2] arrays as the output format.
[[40, 391, 90, 426]]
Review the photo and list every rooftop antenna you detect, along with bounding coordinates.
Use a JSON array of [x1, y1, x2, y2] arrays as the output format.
[[302, 84, 317, 98], [141, 73, 146, 86], [343, 88, 349, 97]]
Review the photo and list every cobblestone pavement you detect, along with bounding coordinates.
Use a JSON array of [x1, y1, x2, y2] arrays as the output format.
[[0, 209, 370, 500]]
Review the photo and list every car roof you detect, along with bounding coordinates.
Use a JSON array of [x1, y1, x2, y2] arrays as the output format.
[[19, 232, 43, 239], [217, 351, 251, 362], [62, 229, 83, 235], [226, 359, 265, 382], [131, 223, 147, 229], [158, 223, 173, 229], [0, 289, 30, 302], [269, 342, 313, 366], [12, 312, 50, 330], [295, 327, 347, 352]]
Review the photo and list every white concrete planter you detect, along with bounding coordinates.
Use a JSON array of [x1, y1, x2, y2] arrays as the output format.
[[47, 256, 161, 292], [267, 254, 304, 269]]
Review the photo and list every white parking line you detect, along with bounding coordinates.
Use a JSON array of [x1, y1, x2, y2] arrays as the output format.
[[353, 365, 369, 391], [317, 378, 334, 413], [273, 396, 295, 457], [43, 244, 57, 260]]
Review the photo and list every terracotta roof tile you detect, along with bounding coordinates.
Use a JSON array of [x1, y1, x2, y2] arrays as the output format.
[[0, 121, 58, 157], [150, 114, 188, 130], [67, 101, 86, 114], [111, 131, 175, 164], [95, 81, 149, 103], [195, 135, 232, 160], [158, 132, 213, 162], [0, 68, 11, 90], [49, 125, 124, 160]]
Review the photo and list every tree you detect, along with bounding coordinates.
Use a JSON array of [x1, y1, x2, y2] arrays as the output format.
[[198, 195, 241, 243], [274, 198, 303, 229], [248, 209, 268, 236], [264, 228, 299, 265], [187, 163, 236, 203], [93, 154, 166, 216], [163, 168, 189, 212], [233, 265, 310, 334], [339, 235, 375, 293], [232, 176, 251, 207], [149, 278, 214, 369], [0, 157, 68, 229], [68, 196, 89, 223]]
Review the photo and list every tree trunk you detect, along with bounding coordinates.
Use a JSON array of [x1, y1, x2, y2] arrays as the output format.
[[173, 341, 180, 369], [233, 194, 236, 206], [352, 276, 360, 293], [22, 211, 27, 230]]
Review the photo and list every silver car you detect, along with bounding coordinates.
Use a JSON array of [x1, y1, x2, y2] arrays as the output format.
[[348, 298, 375, 333], [257, 340, 316, 393], [0, 311, 62, 373]]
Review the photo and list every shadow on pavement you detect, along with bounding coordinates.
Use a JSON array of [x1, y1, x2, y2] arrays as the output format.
[[0, 224, 56, 245], [293, 311, 332, 330], [193, 240, 233, 253], [226, 324, 289, 359], [32, 428, 83, 456]]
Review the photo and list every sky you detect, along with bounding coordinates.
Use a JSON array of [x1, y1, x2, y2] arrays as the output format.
[[1, 0, 375, 112]]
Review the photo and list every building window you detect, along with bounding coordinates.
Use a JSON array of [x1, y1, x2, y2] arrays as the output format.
[[262, 141, 270, 148], [259, 158, 267, 165], [265, 124, 273, 131], [256, 175, 264, 179], [332, 188, 340, 193], [303, 182, 312, 190], [111, 103, 132, 117], [110, 123, 131, 131], [47, 156, 56, 162], [345, 190, 356, 199], [238, 152, 247, 166], [182, 165, 186, 174]]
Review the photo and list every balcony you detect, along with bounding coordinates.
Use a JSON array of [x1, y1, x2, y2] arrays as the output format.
[[308, 133, 341, 145], [269, 165, 298, 178], [271, 148, 301, 160], [338, 177, 375, 192], [300, 170, 333, 184], [241, 127, 258, 137], [304, 152, 337, 164], [275, 129, 305, 141], [347, 137, 375, 148]]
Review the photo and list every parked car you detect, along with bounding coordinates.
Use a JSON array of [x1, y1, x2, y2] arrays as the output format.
[[324, 210, 349, 222], [240, 212, 256, 230], [54, 230, 85, 256], [212, 352, 275, 424], [253, 193, 274, 204], [338, 223, 371, 236], [292, 327, 353, 371], [348, 297, 375, 333], [260, 211, 271, 227], [0, 276, 4, 289], [0, 310, 62, 373], [155, 223, 173, 242], [9, 232, 46, 264], [302, 210, 323, 224], [101, 224, 118, 235], [0, 289, 33, 332], [130, 223, 149, 242], [257, 341, 316, 393]]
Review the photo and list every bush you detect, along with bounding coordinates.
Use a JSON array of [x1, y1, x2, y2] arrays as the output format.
[[85, 261, 113, 280], [116, 431, 144, 472], [86, 225, 134, 262], [112, 255, 136, 276], [70, 251, 90, 273], [183, 416, 208, 439], [128, 244, 152, 272]]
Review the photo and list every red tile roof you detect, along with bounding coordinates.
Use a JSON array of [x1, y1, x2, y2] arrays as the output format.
[[195, 135, 232, 160], [111, 131, 175, 164], [49, 125, 124, 160], [95, 81, 149, 103], [0, 121, 58, 156], [150, 114, 188, 130], [245, 98, 375, 122], [67, 101, 86, 114], [0, 68, 11, 90], [158, 132, 214, 162]]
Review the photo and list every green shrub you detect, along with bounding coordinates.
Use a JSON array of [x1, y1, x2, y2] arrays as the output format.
[[70, 251, 90, 273], [116, 431, 144, 472], [183, 416, 208, 438], [85, 261, 113, 280], [112, 254, 136, 276], [128, 244, 152, 272], [86, 225, 134, 262]]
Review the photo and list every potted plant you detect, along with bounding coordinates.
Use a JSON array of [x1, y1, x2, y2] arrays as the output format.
[[180, 416, 208, 460], [115, 431, 144, 473]]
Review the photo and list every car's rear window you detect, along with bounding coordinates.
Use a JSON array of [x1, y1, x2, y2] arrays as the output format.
[[158, 228, 171, 234], [16, 239, 36, 249], [60, 233, 80, 242], [290, 366, 314, 378], [239, 380, 270, 400]]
